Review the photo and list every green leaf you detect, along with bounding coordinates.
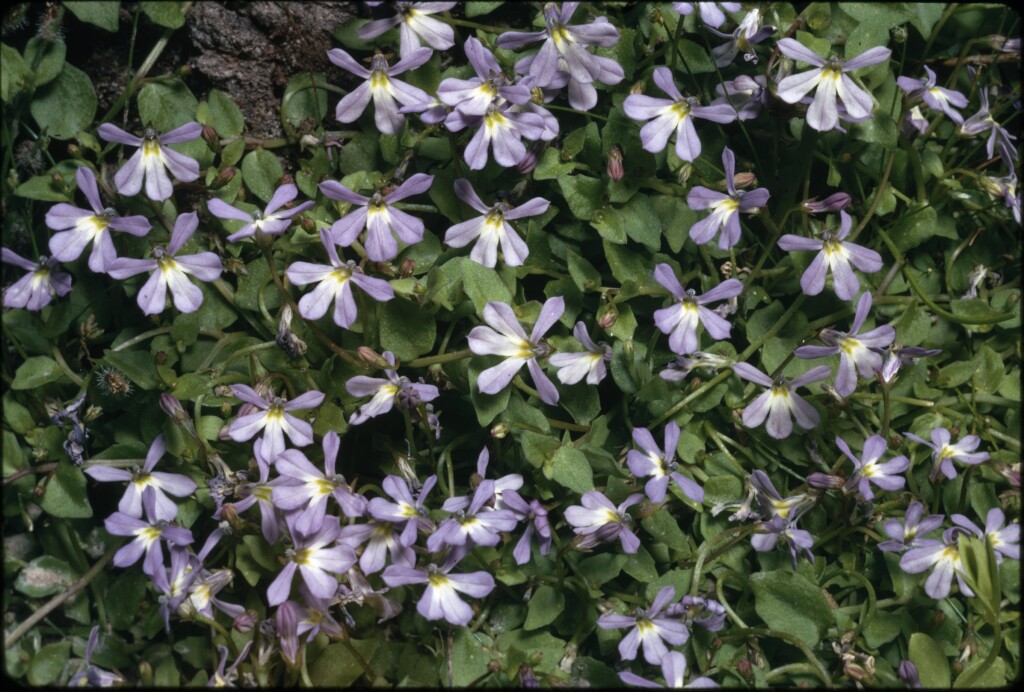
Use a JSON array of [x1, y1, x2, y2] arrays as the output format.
[[908, 632, 951, 689], [12, 356, 64, 389], [29, 62, 96, 140], [460, 258, 513, 313], [379, 298, 437, 361], [14, 555, 77, 597], [533, 147, 577, 181], [971, 344, 1003, 394], [24, 37, 66, 88], [641, 510, 689, 551], [141, 1, 187, 29], [589, 204, 626, 244], [200, 89, 244, 138], [550, 445, 594, 493], [558, 175, 603, 221], [576, 553, 625, 586], [955, 657, 1006, 688], [241, 148, 285, 204], [750, 570, 834, 648], [448, 629, 493, 686], [465, 1, 503, 17], [890, 206, 957, 252], [64, 2, 121, 31], [618, 194, 662, 251], [281, 72, 329, 132], [39, 461, 93, 518], [137, 78, 197, 131], [27, 642, 72, 686], [2, 42, 31, 102], [524, 584, 565, 630]]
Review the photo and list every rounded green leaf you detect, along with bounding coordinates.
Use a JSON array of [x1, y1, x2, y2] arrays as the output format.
[[241, 149, 285, 203], [137, 79, 198, 131], [29, 62, 96, 140]]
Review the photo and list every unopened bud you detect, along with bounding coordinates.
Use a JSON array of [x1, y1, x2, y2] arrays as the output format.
[[491, 422, 509, 439], [357, 346, 391, 369], [802, 192, 851, 213], [733, 171, 757, 188], [138, 661, 154, 687], [629, 80, 646, 96], [220, 503, 242, 530], [898, 660, 922, 688], [807, 472, 844, 490], [933, 609, 945, 627], [677, 162, 693, 185], [844, 662, 870, 683], [890, 25, 907, 43], [516, 142, 546, 174], [218, 424, 233, 442], [66, 143, 80, 157], [736, 658, 753, 680], [607, 144, 624, 182], [51, 171, 65, 186], [234, 609, 259, 633], [400, 258, 416, 277], [211, 167, 235, 189], [518, 664, 539, 688], [649, 8, 665, 24], [300, 216, 317, 233], [160, 393, 190, 424], [597, 302, 618, 330], [201, 124, 220, 149], [277, 174, 294, 187]]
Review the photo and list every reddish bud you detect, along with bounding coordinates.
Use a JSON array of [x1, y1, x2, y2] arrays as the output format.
[[607, 144, 625, 182]]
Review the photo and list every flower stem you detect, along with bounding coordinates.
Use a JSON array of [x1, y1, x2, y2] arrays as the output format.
[[407, 348, 473, 368]]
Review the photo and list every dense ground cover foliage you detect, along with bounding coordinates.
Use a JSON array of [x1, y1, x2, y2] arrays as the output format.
[[2, 1, 1021, 687]]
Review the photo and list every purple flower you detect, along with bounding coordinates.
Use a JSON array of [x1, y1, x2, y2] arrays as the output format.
[[437, 37, 531, 117], [285, 229, 394, 328], [961, 88, 1018, 168], [328, 48, 432, 135], [903, 427, 989, 481], [209, 641, 252, 688], [444, 447, 523, 513], [624, 67, 736, 161], [802, 192, 851, 214], [707, 8, 774, 67], [69, 627, 126, 687], [358, 2, 456, 57], [501, 490, 552, 565], [208, 183, 313, 243], [835, 435, 909, 501], [748, 470, 816, 524], [104, 494, 194, 576], [896, 66, 969, 124], [225, 384, 324, 460], [345, 351, 439, 424], [673, 2, 741, 28], [985, 174, 1020, 224], [626, 421, 704, 505], [686, 147, 770, 249], [598, 586, 689, 664], [775, 39, 891, 132], [319, 173, 433, 262], [468, 297, 564, 405], [660, 351, 732, 383], [45, 167, 151, 272], [1, 248, 71, 311], [106, 212, 223, 315], [382, 562, 495, 626], [273, 432, 368, 535], [564, 490, 644, 553], [619, 650, 719, 688], [426, 480, 519, 553], [794, 292, 895, 397], [777, 210, 883, 301], [549, 321, 612, 385], [732, 363, 830, 439], [952, 508, 1020, 562], [267, 516, 357, 605], [875, 343, 942, 384], [900, 527, 973, 600], [220, 439, 281, 544], [448, 103, 551, 170], [184, 568, 245, 622], [752, 515, 816, 567], [98, 122, 202, 200], [84, 434, 196, 522], [712, 74, 767, 121], [444, 179, 547, 268], [653, 265, 742, 355], [497, 2, 623, 111], [368, 474, 438, 547], [339, 519, 414, 574], [878, 501, 945, 553], [667, 595, 727, 633], [149, 547, 197, 633]]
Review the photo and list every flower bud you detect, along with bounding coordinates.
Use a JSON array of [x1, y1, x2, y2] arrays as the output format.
[[400, 258, 416, 277], [160, 393, 190, 424], [607, 144, 624, 182], [736, 658, 753, 680], [518, 664, 539, 688], [890, 25, 908, 43], [51, 171, 65, 187], [357, 346, 391, 370], [210, 167, 235, 189], [807, 472, 844, 490], [516, 142, 546, 174], [732, 171, 757, 189], [66, 143, 80, 157], [629, 80, 646, 96], [898, 660, 922, 688], [276, 173, 294, 187], [490, 422, 509, 439], [201, 124, 220, 150], [300, 215, 317, 233], [138, 661, 154, 687], [597, 302, 618, 330], [802, 192, 851, 213], [677, 162, 693, 185], [234, 609, 259, 633]]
